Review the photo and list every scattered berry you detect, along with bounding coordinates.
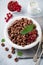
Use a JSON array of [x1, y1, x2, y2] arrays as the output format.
[[5, 12, 13, 22]]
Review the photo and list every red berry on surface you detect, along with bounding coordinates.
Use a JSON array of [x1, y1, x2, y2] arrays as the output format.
[[5, 17, 8, 22], [5, 17, 7, 20], [7, 1, 22, 12], [8, 1, 15, 11], [5, 13, 13, 22], [14, 1, 18, 6], [5, 18, 9, 22], [16, 5, 21, 12]]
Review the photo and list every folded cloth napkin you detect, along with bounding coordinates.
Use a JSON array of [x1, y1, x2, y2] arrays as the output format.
[[16, 42, 43, 59]]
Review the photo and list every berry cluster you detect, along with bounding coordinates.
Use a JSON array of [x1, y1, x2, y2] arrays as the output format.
[[5, 13, 13, 22], [8, 1, 21, 12], [27, 29, 38, 43]]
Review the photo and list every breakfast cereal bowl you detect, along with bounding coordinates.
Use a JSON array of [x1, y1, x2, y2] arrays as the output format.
[[4, 16, 42, 50]]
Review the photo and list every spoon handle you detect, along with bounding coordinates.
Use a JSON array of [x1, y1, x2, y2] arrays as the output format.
[[33, 42, 41, 62], [35, 50, 43, 65]]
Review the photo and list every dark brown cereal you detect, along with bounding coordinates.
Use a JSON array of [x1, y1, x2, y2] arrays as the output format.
[[21, 43, 25, 47], [11, 47, 15, 50], [1, 43, 5, 47], [14, 58, 19, 62], [8, 54, 12, 58], [5, 47, 9, 51], [11, 50, 15, 54], [8, 18, 38, 47], [11, 47, 15, 54]]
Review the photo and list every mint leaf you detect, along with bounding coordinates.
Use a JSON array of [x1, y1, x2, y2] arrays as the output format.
[[1, 38, 5, 42], [20, 24, 34, 35], [17, 51, 23, 56]]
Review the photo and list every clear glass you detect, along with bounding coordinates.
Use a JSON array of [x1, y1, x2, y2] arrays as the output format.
[[30, 0, 41, 15]]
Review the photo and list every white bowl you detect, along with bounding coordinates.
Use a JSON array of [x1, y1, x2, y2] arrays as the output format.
[[4, 16, 42, 50]]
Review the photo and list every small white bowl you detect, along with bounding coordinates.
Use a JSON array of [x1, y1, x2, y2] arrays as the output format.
[[4, 16, 42, 50]]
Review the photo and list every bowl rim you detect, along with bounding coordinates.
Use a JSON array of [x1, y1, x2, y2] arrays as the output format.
[[4, 16, 42, 49]]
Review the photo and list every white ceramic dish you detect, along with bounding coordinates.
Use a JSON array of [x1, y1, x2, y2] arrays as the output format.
[[4, 16, 42, 50]]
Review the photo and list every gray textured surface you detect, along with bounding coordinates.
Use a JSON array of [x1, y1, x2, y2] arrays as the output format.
[[0, 0, 43, 65]]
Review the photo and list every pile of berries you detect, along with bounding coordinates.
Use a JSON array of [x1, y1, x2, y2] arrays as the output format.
[[8, 1, 21, 12], [27, 29, 38, 43]]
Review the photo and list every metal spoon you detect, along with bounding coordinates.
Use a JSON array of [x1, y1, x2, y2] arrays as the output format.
[[33, 42, 41, 62], [33, 33, 43, 62], [35, 50, 43, 65]]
